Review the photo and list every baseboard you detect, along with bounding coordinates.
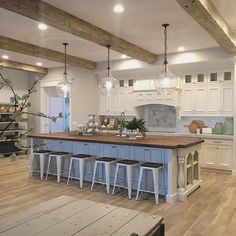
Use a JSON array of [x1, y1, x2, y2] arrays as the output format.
[[201, 167, 232, 175]]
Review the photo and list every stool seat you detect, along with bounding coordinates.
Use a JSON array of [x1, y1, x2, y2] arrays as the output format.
[[34, 150, 52, 154], [141, 162, 163, 168], [96, 157, 116, 162], [72, 154, 92, 159], [49, 151, 70, 155], [117, 160, 139, 165]]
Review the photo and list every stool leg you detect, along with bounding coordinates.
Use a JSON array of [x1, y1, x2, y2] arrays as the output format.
[[127, 165, 133, 199], [29, 154, 35, 177], [67, 158, 73, 185], [153, 168, 160, 204], [105, 162, 111, 195], [39, 154, 45, 181], [56, 156, 62, 184], [112, 164, 119, 195], [136, 167, 144, 201], [46, 156, 51, 181], [79, 159, 85, 188], [91, 161, 98, 191]]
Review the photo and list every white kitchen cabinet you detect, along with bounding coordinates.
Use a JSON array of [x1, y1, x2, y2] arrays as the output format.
[[207, 86, 221, 113], [203, 139, 232, 170], [181, 86, 207, 115], [221, 85, 233, 114]]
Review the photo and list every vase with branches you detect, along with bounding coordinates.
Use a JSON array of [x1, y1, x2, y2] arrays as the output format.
[[0, 72, 63, 159]]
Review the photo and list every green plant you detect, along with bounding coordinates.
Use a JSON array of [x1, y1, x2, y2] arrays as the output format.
[[126, 117, 149, 137]]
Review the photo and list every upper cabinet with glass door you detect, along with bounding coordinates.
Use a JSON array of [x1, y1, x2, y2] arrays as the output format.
[[208, 70, 233, 84], [182, 72, 207, 87]]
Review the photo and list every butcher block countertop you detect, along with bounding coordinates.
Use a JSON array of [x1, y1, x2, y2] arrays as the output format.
[[28, 132, 204, 149]]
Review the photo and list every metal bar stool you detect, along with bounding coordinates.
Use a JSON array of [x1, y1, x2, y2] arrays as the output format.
[[31, 150, 52, 180], [46, 151, 71, 183], [67, 154, 94, 188], [91, 157, 116, 194], [112, 159, 139, 199], [136, 162, 163, 204]]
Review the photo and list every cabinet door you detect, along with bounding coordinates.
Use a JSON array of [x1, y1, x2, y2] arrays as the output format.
[[181, 88, 194, 113], [221, 86, 233, 114], [203, 144, 218, 168], [218, 145, 232, 169], [195, 87, 206, 112], [109, 90, 118, 114], [99, 89, 110, 114], [118, 89, 126, 112], [126, 89, 136, 115], [207, 86, 221, 113]]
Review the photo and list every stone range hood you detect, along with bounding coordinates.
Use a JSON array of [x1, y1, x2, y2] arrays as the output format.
[[135, 104, 177, 132]]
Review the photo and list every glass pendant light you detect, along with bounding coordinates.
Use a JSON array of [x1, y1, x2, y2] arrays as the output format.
[[101, 45, 117, 96], [155, 24, 178, 92], [56, 43, 72, 98]]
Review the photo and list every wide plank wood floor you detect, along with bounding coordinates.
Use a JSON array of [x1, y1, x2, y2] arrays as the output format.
[[0, 157, 236, 236]]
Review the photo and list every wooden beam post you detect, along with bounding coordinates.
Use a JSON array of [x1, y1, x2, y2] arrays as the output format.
[[0, 59, 48, 74], [0, 36, 96, 70], [176, 0, 236, 53], [0, 0, 157, 64]]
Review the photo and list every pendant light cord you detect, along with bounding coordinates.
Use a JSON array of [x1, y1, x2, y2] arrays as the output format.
[[63, 42, 68, 76], [162, 24, 169, 75], [106, 45, 111, 78]]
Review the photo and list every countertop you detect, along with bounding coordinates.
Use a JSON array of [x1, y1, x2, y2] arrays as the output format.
[[28, 132, 204, 149], [148, 132, 234, 140]]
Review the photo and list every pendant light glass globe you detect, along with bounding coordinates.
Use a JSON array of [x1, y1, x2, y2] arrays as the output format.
[[56, 73, 72, 98], [155, 24, 178, 92], [56, 42, 72, 98], [100, 44, 117, 95]]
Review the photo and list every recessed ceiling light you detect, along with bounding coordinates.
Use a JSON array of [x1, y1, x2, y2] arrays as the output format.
[[121, 54, 128, 59], [2, 55, 9, 60], [38, 23, 47, 30], [36, 62, 42, 66], [113, 4, 124, 13], [178, 46, 185, 52]]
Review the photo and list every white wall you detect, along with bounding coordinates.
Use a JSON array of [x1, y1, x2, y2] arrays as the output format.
[[0, 68, 29, 103], [41, 66, 98, 130]]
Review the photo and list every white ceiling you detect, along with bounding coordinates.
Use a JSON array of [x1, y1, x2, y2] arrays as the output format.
[[209, 0, 236, 35], [0, 0, 221, 69]]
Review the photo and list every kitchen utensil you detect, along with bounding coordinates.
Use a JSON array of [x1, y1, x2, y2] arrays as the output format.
[[185, 120, 206, 133]]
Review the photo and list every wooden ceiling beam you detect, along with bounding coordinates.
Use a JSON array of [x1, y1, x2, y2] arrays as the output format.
[[0, 36, 96, 70], [176, 0, 236, 53], [0, 0, 157, 64], [0, 59, 48, 74]]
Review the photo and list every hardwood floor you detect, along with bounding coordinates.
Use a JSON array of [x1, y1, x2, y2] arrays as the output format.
[[0, 157, 235, 236]]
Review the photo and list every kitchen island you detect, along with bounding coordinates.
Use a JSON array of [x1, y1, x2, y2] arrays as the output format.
[[28, 133, 204, 203]]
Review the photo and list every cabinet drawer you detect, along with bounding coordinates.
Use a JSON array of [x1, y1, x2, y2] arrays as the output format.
[[204, 139, 232, 146]]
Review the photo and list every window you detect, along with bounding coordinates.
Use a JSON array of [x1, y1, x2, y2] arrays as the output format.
[[210, 73, 217, 82], [128, 79, 133, 87], [197, 74, 204, 82], [119, 80, 124, 87], [224, 72, 231, 81], [185, 75, 192, 83]]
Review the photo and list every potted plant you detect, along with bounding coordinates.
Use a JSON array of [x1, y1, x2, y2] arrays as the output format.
[[126, 117, 149, 139]]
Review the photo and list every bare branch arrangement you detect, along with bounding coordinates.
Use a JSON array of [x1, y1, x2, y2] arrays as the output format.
[[0, 72, 63, 158]]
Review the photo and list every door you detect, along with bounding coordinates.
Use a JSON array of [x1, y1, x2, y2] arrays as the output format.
[[49, 97, 65, 133], [181, 88, 194, 113]]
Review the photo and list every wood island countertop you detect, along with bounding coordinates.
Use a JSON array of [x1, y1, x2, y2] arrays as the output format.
[[28, 132, 204, 149]]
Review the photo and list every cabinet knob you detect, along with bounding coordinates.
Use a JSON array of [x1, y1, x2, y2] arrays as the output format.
[[112, 146, 116, 149], [144, 149, 149, 152]]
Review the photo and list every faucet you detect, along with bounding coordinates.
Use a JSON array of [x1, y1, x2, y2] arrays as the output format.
[[120, 111, 126, 121]]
